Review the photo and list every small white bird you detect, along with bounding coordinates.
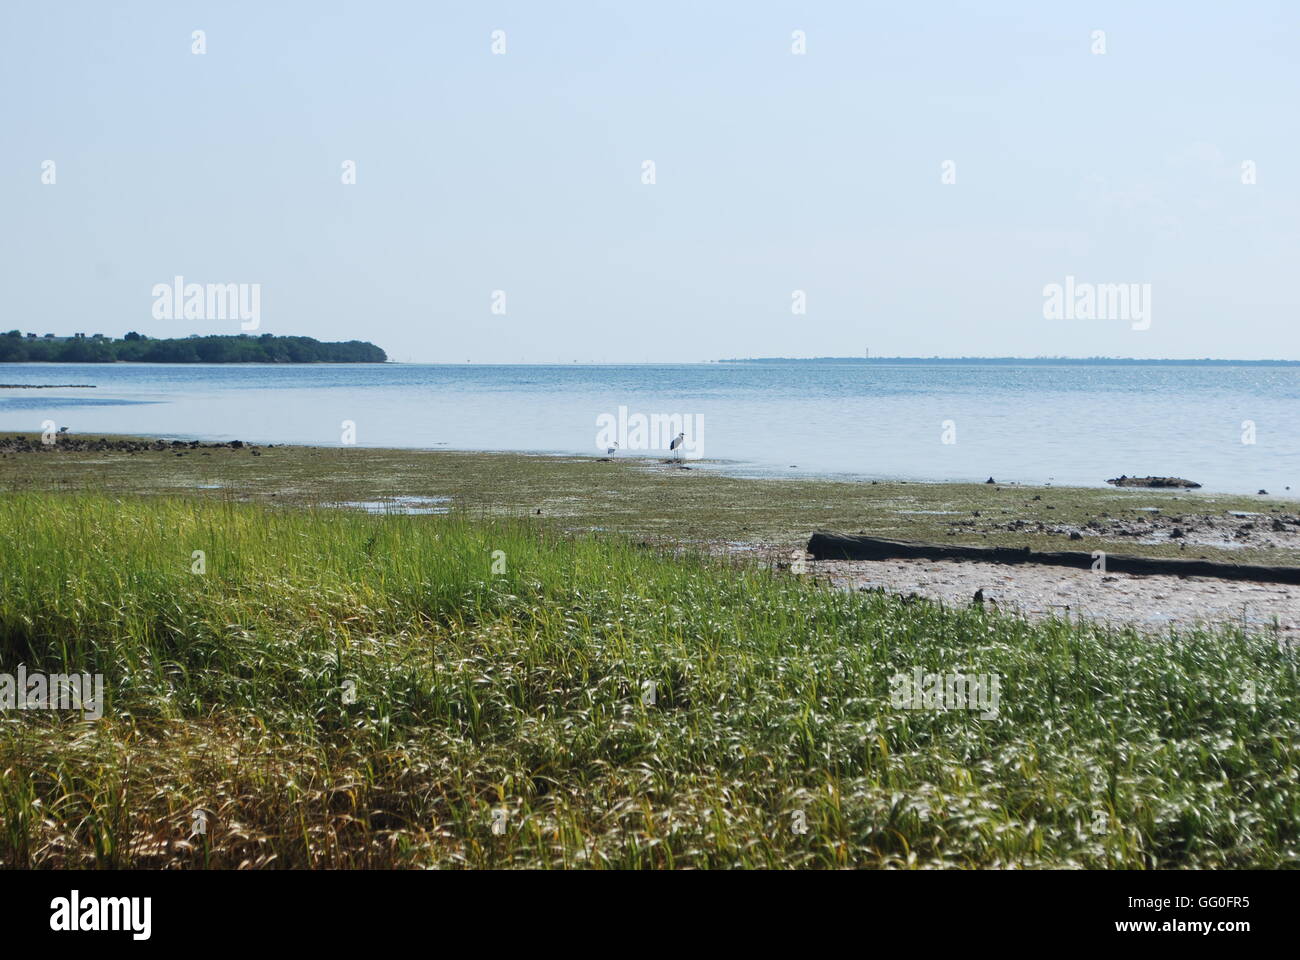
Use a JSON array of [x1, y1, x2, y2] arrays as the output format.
[[669, 432, 686, 461]]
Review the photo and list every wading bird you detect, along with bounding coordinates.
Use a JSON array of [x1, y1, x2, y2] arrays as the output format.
[[669, 432, 686, 461]]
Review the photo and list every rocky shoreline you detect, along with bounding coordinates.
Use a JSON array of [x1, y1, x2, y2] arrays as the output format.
[[1106, 475, 1201, 488], [0, 435, 267, 455]]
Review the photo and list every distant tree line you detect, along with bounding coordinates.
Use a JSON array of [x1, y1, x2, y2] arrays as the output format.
[[721, 356, 1300, 366], [0, 331, 387, 363]]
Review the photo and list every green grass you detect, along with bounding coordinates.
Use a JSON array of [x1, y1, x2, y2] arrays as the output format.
[[2, 493, 1298, 868]]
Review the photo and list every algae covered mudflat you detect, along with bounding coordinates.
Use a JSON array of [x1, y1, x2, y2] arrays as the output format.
[[2, 434, 1297, 565]]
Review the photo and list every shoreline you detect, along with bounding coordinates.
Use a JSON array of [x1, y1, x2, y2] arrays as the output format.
[[4, 434, 1300, 633], [4, 442, 1299, 868], [2, 427, 1292, 500]]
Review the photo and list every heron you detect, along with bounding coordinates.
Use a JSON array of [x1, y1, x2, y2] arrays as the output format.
[[606, 441, 619, 456], [58, 426, 69, 434], [669, 431, 686, 462]]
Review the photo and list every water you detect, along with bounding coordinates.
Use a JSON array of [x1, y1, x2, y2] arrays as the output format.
[[2, 361, 1297, 495]]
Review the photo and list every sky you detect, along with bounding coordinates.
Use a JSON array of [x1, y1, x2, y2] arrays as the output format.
[[2, 1, 1298, 363]]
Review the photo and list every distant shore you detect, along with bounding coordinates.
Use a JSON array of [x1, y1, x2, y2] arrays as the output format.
[[721, 356, 1300, 366], [0, 332, 386, 363]]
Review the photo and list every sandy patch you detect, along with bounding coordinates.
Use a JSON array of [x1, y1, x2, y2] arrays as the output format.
[[809, 556, 1300, 633]]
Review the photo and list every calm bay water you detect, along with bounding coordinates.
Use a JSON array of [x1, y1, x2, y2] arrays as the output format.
[[1, 361, 1297, 495]]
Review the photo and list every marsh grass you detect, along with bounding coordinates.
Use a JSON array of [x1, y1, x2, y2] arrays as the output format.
[[1, 494, 1297, 868]]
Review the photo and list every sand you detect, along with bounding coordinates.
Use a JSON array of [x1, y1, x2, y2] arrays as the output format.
[[807, 555, 1300, 634]]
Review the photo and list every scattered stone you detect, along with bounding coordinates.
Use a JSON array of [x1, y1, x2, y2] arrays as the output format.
[[1106, 475, 1202, 489], [0, 436, 257, 455]]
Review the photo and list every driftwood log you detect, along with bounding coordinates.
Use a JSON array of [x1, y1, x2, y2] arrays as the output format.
[[806, 531, 1300, 586]]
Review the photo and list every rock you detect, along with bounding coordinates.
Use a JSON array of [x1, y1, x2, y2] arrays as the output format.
[[1258, 489, 1268, 495], [1069, 531, 1083, 540], [1106, 476, 1201, 489], [985, 477, 996, 484]]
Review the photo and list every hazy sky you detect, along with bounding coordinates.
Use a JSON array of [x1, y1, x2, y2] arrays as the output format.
[[3, 1, 1298, 362]]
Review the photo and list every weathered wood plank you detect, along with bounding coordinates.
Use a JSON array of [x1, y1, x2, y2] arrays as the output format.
[[806, 531, 1300, 585]]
